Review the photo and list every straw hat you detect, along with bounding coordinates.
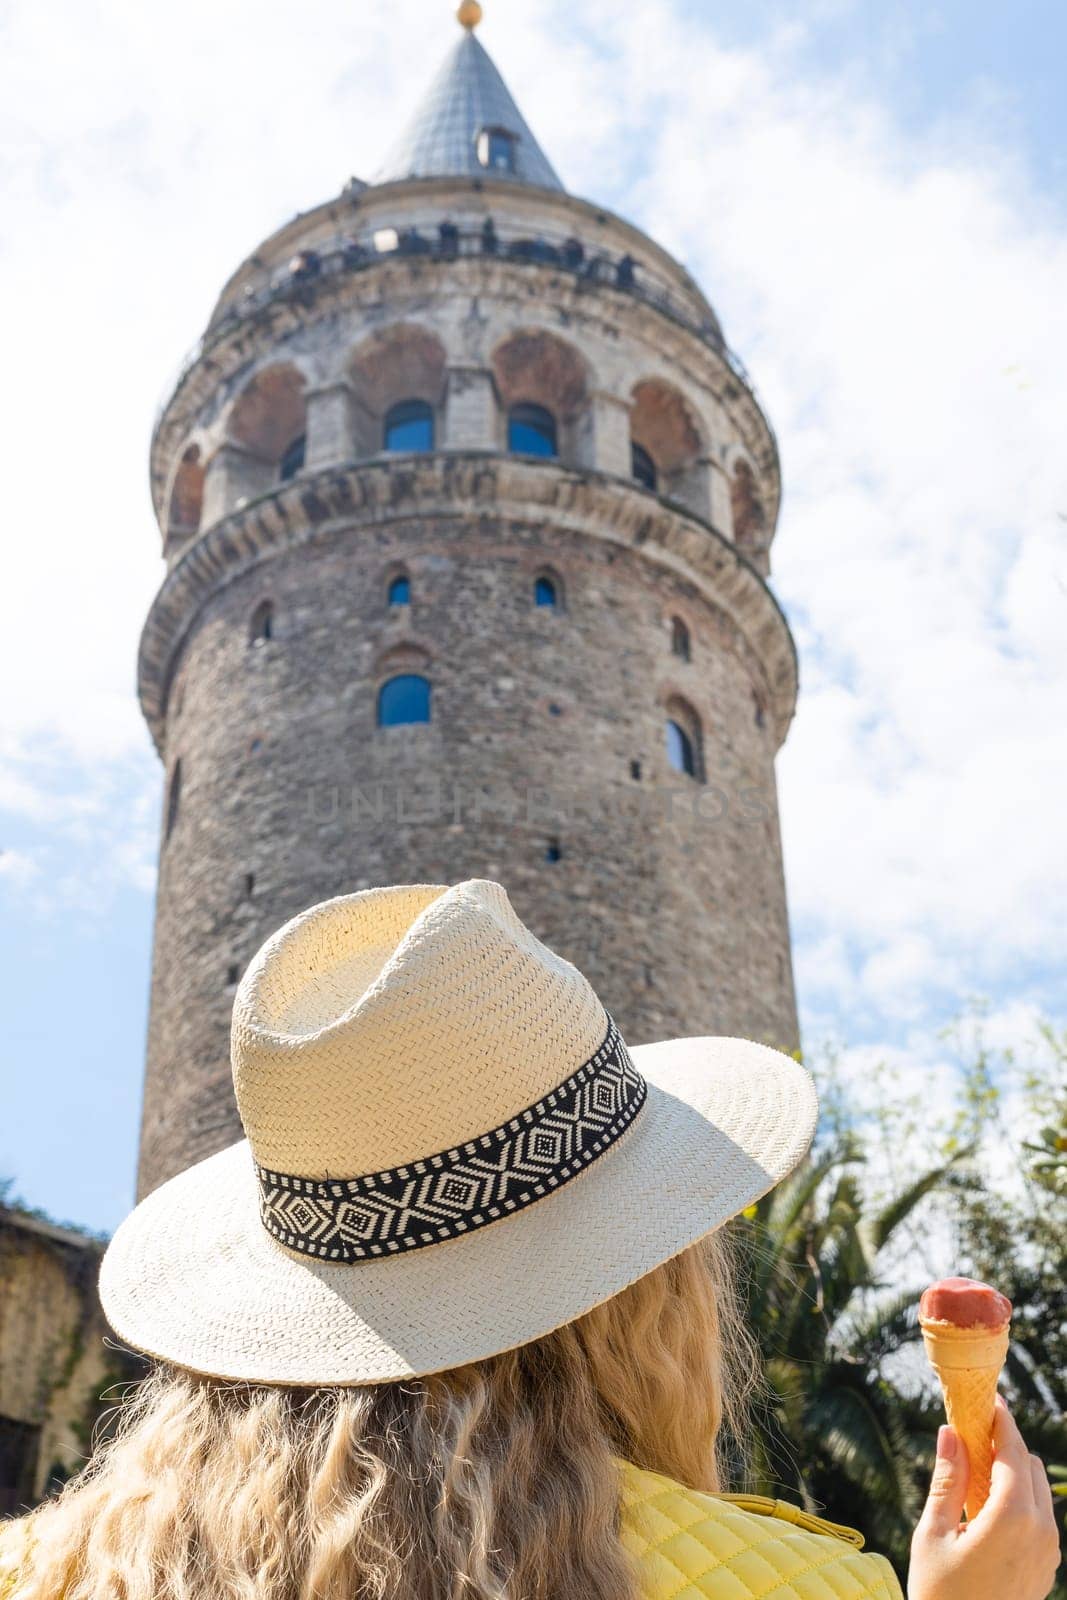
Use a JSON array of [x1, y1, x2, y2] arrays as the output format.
[[100, 880, 817, 1385]]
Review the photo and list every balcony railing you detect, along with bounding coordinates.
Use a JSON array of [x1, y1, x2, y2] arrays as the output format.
[[153, 221, 772, 452]]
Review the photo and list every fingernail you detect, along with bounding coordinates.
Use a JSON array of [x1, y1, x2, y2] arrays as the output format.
[[937, 1426, 957, 1461]]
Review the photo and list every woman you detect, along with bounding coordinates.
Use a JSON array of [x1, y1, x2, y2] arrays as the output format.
[[1, 881, 1059, 1600]]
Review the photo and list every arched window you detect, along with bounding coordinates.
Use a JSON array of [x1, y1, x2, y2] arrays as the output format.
[[165, 759, 182, 841], [249, 600, 274, 644], [377, 674, 431, 727], [384, 400, 434, 452], [508, 403, 558, 458], [666, 719, 696, 778], [545, 838, 562, 863], [228, 366, 307, 508], [632, 442, 657, 491], [388, 574, 411, 606], [534, 574, 559, 608], [279, 434, 306, 481], [167, 444, 205, 541], [671, 616, 691, 661], [629, 379, 706, 516], [665, 697, 702, 780]]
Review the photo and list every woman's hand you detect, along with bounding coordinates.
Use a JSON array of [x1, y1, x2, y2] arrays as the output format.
[[908, 1396, 1061, 1600]]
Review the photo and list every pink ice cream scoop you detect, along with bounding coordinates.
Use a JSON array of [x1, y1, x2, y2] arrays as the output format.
[[919, 1276, 1012, 1330]]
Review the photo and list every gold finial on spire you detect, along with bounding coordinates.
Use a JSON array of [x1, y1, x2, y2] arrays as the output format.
[[457, 1, 483, 28]]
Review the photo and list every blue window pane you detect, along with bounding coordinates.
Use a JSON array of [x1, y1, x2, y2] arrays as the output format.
[[279, 434, 306, 481], [508, 404, 557, 458], [632, 442, 657, 490], [388, 575, 411, 606], [535, 576, 557, 607], [378, 674, 431, 727], [384, 400, 434, 452], [488, 132, 516, 171], [479, 128, 517, 172], [666, 719, 695, 777]]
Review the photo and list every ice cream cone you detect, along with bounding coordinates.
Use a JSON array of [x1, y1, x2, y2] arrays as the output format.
[[920, 1319, 1009, 1519]]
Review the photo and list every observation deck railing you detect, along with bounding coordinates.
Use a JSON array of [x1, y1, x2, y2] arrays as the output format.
[[153, 221, 772, 455]]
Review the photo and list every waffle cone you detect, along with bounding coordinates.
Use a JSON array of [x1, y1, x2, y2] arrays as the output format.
[[921, 1319, 1009, 1519]]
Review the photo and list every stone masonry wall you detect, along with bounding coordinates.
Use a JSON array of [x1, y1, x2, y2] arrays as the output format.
[[138, 177, 798, 1199], [139, 493, 797, 1195], [0, 1212, 138, 1513]]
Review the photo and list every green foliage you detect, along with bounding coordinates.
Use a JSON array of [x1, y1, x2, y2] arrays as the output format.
[[736, 1010, 1067, 1591], [732, 1143, 950, 1574]]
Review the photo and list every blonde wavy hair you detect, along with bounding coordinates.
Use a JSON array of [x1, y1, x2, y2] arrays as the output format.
[[5, 1231, 758, 1600]]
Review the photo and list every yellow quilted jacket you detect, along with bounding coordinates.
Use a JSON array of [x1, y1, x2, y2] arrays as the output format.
[[620, 1461, 903, 1600], [0, 1460, 903, 1600]]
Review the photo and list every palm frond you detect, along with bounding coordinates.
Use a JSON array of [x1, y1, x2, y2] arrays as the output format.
[[860, 1155, 973, 1257]]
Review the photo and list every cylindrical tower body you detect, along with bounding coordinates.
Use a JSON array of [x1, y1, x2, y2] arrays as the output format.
[[138, 161, 798, 1197]]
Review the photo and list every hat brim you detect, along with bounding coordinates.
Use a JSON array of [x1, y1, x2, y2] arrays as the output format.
[[99, 1036, 816, 1385]]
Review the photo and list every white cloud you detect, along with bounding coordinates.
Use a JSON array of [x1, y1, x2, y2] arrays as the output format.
[[1, 2, 1063, 1074], [573, 10, 1067, 1039], [0, 849, 38, 890]]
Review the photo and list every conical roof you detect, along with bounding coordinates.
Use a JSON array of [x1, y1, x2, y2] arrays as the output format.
[[375, 27, 563, 192]]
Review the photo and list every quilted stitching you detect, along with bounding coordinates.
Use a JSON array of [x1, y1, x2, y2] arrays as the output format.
[[620, 1462, 903, 1600]]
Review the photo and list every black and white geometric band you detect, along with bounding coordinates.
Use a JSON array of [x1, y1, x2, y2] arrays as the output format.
[[256, 1016, 647, 1263]]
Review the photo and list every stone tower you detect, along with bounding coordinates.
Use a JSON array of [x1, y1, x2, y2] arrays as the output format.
[[136, 5, 799, 1199]]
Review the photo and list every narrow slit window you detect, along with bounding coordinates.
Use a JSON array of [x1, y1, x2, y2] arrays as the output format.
[[671, 616, 691, 661], [250, 600, 274, 644], [666, 719, 696, 778], [165, 759, 182, 840]]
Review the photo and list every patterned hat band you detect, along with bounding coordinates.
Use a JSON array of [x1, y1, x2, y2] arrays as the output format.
[[256, 1015, 647, 1262]]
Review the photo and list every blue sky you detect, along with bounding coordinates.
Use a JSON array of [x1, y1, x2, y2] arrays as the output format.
[[706, 0, 1067, 190], [1, 0, 1065, 1235]]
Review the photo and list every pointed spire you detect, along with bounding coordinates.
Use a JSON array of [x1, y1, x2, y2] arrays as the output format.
[[375, 10, 563, 192]]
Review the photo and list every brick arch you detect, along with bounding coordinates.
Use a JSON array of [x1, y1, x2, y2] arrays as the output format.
[[226, 363, 307, 467], [166, 443, 205, 549], [491, 327, 589, 417], [374, 639, 433, 679], [629, 378, 708, 517], [491, 327, 591, 465], [348, 324, 447, 456]]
